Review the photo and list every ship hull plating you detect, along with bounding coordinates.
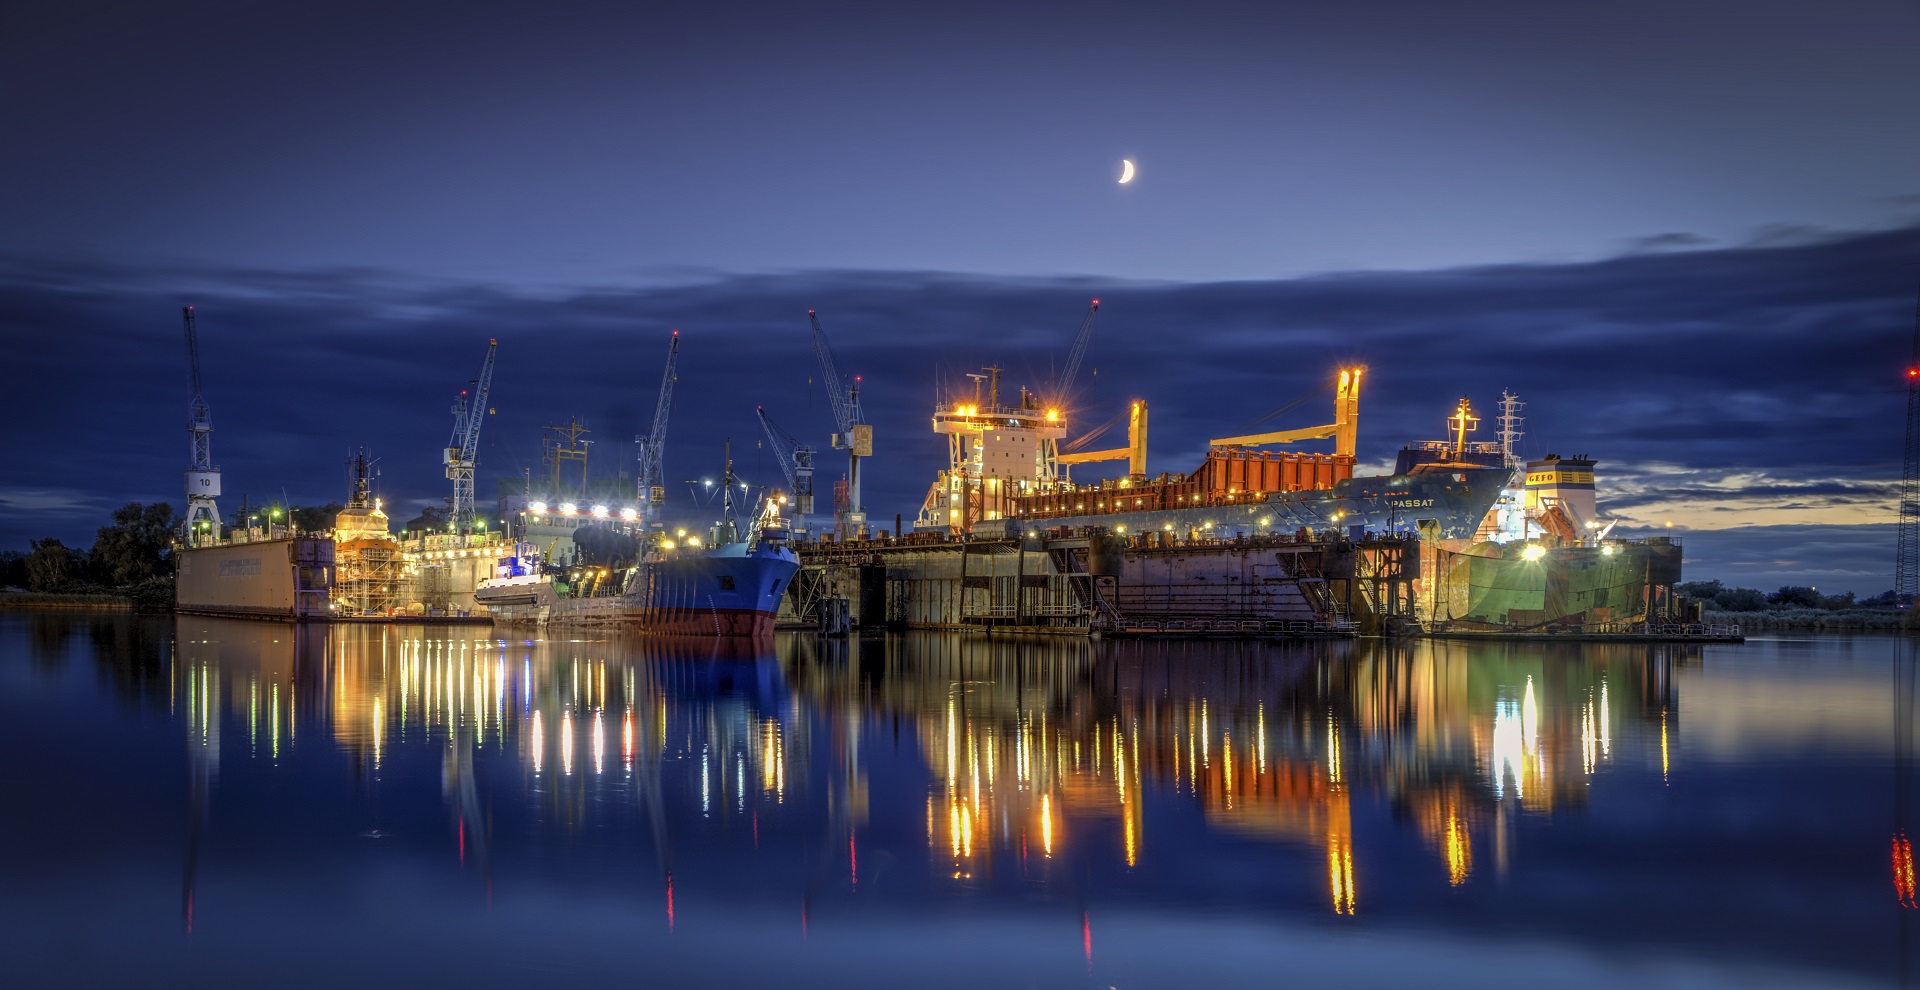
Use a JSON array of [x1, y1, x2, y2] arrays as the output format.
[[478, 545, 798, 637]]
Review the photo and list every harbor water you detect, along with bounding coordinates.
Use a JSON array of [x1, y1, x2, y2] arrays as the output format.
[[1, 611, 1912, 988]]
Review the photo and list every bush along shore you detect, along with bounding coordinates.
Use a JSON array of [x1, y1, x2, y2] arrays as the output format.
[[1681, 580, 1920, 632], [2, 503, 179, 612]]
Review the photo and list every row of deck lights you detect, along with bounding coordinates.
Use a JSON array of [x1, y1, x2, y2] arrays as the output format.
[[527, 500, 640, 522]]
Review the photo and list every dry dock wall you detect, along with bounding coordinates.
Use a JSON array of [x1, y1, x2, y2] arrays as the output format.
[[176, 537, 334, 620], [785, 533, 1413, 634], [787, 540, 1085, 631]]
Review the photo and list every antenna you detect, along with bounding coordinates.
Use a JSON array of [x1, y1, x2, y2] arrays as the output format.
[[1497, 390, 1525, 470]]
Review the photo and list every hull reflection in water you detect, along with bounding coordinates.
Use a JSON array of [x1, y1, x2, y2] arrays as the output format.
[[3, 612, 1906, 988]]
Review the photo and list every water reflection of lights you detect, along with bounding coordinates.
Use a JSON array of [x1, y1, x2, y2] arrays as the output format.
[[1328, 832, 1356, 915], [1579, 679, 1615, 777], [1492, 676, 1540, 801], [1445, 806, 1471, 886], [592, 710, 605, 775], [169, 625, 1691, 923], [1897, 834, 1917, 909], [1580, 694, 1597, 775], [1326, 714, 1342, 786], [1600, 680, 1611, 758], [531, 710, 544, 774], [623, 708, 635, 772], [1661, 707, 1670, 782]]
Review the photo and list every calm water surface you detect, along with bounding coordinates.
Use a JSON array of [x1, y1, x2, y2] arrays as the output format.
[[2, 612, 1914, 988]]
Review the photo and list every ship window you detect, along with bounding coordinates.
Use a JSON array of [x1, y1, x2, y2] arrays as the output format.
[[718, 575, 736, 591]]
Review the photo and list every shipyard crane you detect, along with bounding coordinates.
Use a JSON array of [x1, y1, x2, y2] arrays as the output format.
[[179, 306, 222, 543], [1038, 300, 1100, 484], [1047, 299, 1100, 409], [756, 405, 815, 531], [443, 339, 497, 533], [634, 330, 680, 526], [808, 310, 870, 535]]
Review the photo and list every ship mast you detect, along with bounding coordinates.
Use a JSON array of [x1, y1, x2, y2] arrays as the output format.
[[1448, 397, 1480, 461], [1496, 390, 1525, 471]]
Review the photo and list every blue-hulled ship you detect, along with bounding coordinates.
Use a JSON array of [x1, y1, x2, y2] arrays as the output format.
[[477, 459, 799, 636]]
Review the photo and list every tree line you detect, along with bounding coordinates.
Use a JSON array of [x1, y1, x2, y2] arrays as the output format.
[[0, 502, 179, 606], [1, 500, 361, 608], [1677, 580, 1896, 613]]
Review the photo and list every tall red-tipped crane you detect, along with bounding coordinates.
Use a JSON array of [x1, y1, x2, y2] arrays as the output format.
[[443, 339, 497, 533]]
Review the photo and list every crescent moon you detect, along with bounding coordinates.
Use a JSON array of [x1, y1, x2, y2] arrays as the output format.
[[1118, 159, 1135, 184]]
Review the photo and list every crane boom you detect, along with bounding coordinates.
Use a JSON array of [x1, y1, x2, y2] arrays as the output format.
[[807, 309, 869, 535], [183, 306, 205, 403], [1049, 299, 1099, 406], [1208, 368, 1363, 458], [443, 339, 498, 532], [808, 310, 859, 432], [635, 330, 680, 520], [179, 305, 222, 542], [757, 406, 815, 521]]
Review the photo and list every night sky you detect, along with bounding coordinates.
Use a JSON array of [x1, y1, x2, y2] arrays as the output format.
[[3, 0, 1917, 594]]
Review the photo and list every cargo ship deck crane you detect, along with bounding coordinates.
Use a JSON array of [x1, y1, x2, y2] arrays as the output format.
[[1039, 300, 1099, 484], [443, 339, 497, 534], [1056, 399, 1148, 480], [756, 406, 815, 532], [179, 306, 222, 544], [808, 310, 869, 537], [634, 330, 680, 527], [1209, 367, 1363, 458]]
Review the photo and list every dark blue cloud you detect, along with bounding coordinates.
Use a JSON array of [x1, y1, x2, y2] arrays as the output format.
[[2, 222, 1912, 592]]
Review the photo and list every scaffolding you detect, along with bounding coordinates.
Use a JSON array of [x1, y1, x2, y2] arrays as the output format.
[[334, 542, 408, 616]]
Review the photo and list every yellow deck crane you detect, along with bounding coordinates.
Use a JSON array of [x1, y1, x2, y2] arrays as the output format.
[[1209, 368, 1364, 458], [1055, 400, 1149, 479]]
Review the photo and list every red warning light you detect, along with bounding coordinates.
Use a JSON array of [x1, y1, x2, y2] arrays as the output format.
[[1909, 368, 1918, 379], [808, 310, 816, 316], [1091, 299, 1100, 306]]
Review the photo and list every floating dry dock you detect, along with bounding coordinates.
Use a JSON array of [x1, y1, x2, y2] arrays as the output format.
[[783, 528, 1423, 637], [174, 535, 335, 622]]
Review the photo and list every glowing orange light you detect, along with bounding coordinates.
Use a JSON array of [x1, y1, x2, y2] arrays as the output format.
[[1896, 834, 1916, 908]]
